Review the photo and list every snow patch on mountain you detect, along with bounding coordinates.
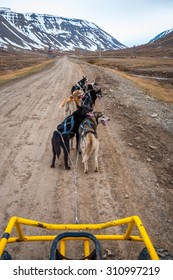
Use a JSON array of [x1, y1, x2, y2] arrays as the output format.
[[0, 8, 126, 51], [148, 28, 173, 44]]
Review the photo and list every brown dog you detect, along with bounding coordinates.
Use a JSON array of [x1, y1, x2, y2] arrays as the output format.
[[59, 90, 84, 149], [59, 90, 84, 117]]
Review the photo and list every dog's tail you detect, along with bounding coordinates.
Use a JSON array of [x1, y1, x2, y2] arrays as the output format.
[[52, 131, 61, 158], [59, 98, 67, 108], [81, 134, 95, 162]]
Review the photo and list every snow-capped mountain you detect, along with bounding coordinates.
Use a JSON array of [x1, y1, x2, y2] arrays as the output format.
[[148, 28, 173, 44], [0, 8, 126, 51]]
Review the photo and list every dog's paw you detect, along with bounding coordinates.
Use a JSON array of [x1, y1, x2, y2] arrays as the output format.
[[94, 168, 99, 172], [50, 164, 55, 168]]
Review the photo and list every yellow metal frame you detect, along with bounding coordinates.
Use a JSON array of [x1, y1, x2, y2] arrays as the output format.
[[0, 215, 159, 260]]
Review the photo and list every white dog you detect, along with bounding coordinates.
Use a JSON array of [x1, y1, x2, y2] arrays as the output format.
[[78, 112, 110, 173]]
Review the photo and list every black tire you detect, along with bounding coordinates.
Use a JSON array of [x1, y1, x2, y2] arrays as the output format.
[[138, 247, 173, 260], [0, 250, 12, 260]]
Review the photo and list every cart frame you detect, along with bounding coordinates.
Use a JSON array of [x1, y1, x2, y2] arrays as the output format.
[[0, 215, 159, 260]]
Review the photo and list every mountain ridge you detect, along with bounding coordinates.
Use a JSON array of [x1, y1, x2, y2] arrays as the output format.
[[0, 8, 126, 51], [148, 28, 173, 44]]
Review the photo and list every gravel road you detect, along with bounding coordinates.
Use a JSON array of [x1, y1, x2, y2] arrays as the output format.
[[0, 56, 173, 259]]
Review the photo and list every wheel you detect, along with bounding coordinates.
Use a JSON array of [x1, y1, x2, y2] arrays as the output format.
[[0, 250, 12, 260], [138, 247, 173, 260]]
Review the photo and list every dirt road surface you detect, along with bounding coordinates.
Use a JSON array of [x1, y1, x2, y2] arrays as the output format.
[[0, 56, 173, 259]]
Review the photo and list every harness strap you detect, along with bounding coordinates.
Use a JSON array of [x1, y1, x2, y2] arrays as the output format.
[[80, 118, 97, 138], [77, 82, 82, 88], [57, 116, 75, 135], [78, 78, 86, 89], [81, 118, 93, 128], [81, 92, 93, 108], [82, 129, 97, 138], [76, 84, 80, 90]]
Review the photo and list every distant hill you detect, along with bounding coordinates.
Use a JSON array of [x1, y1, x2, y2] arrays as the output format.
[[0, 7, 126, 51], [148, 28, 173, 44], [136, 28, 173, 57], [103, 28, 173, 57]]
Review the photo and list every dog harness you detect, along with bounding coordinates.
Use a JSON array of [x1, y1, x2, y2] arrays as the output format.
[[57, 116, 75, 135], [73, 84, 81, 91], [73, 77, 87, 91], [80, 118, 97, 138], [81, 92, 93, 109]]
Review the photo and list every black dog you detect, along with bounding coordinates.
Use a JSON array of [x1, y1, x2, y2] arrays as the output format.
[[81, 86, 103, 109], [83, 82, 99, 93], [71, 76, 88, 93], [50, 106, 92, 170]]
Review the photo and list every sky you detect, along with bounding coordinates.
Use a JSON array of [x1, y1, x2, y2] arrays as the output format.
[[0, 0, 173, 47]]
